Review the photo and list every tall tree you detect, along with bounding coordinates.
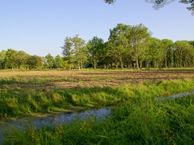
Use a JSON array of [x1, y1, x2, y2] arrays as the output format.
[[63, 35, 88, 69], [174, 41, 194, 67], [44, 53, 55, 69], [54, 55, 65, 68], [161, 39, 174, 68], [0, 51, 6, 69], [129, 24, 150, 69], [144, 38, 163, 68], [87, 37, 104, 69], [108, 24, 131, 69], [4, 49, 18, 69]]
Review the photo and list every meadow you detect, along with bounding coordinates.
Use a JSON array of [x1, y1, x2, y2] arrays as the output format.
[[1, 69, 194, 144]]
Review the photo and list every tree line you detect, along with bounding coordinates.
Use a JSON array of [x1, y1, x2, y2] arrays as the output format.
[[63, 23, 194, 69], [0, 23, 194, 70], [0, 49, 65, 69]]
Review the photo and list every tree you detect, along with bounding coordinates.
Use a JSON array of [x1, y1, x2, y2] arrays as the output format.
[[104, 0, 194, 11], [107, 24, 131, 69], [161, 39, 174, 68], [62, 35, 88, 69], [2, 49, 31, 69], [27, 55, 43, 69], [63, 37, 73, 60], [189, 41, 194, 47], [15, 51, 30, 69], [87, 36, 105, 69], [174, 41, 194, 67], [100, 41, 114, 69], [0, 51, 6, 69], [144, 38, 163, 68], [129, 24, 150, 69], [4, 49, 18, 69], [44, 53, 55, 69], [104, 0, 115, 4], [54, 55, 65, 68]]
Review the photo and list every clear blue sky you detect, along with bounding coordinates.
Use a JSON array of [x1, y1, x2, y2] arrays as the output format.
[[0, 0, 193, 56]]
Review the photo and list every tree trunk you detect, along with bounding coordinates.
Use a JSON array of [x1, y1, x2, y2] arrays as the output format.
[[146, 61, 149, 68], [140, 61, 143, 69], [78, 63, 81, 70], [93, 62, 97, 69], [165, 55, 168, 68], [120, 57, 123, 69], [136, 58, 139, 69]]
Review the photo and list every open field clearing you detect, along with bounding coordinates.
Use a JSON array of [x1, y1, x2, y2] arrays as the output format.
[[1, 69, 194, 119], [1, 0, 194, 144], [1, 70, 194, 144], [1, 69, 194, 89]]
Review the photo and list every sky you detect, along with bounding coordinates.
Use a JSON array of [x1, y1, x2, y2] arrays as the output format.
[[0, 0, 193, 56]]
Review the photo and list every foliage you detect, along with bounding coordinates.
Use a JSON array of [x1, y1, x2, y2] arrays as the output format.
[[1, 78, 194, 119], [63, 35, 88, 69], [105, 0, 194, 12], [3, 88, 194, 145], [87, 36, 105, 69], [174, 41, 194, 67], [1, 23, 194, 70]]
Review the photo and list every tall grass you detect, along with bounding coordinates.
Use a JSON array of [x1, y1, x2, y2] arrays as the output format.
[[3, 95, 194, 145], [1, 79, 194, 119]]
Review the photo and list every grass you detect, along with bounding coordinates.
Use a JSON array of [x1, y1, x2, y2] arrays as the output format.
[[1, 77, 194, 119], [1, 70, 194, 144], [3, 94, 194, 145]]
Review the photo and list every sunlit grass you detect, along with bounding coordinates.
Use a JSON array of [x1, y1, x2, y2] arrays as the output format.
[[1, 78, 194, 119], [1, 70, 194, 144], [3, 94, 194, 145]]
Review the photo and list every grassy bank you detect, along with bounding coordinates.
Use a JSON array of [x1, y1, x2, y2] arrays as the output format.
[[1, 79, 194, 119], [1, 70, 194, 144], [3, 94, 194, 145]]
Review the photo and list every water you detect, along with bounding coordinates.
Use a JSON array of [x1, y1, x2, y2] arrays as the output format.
[[0, 108, 111, 144], [1, 90, 194, 144], [158, 90, 194, 101]]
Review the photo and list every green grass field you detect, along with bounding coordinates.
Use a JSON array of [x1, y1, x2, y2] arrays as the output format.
[[3, 93, 194, 145], [1, 70, 194, 144]]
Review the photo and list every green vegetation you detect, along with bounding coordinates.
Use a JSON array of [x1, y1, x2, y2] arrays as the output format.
[[3, 90, 194, 145], [1, 1, 193, 144], [105, 0, 194, 12], [1, 24, 194, 70], [1, 77, 194, 119], [1, 70, 194, 144]]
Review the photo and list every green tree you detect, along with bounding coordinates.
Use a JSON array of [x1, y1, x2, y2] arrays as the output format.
[[87, 37, 104, 69], [0, 51, 6, 69], [0, 49, 30, 69], [107, 24, 132, 69], [15, 51, 30, 69], [44, 53, 55, 69], [161, 39, 174, 68], [54, 55, 65, 68], [27, 55, 43, 69], [63, 35, 88, 69], [4, 49, 18, 69], [144, 38, 162, 68], [189, 41, 194, 47], [129, 24, 150, 69], [63, 37, 73, 59], [174, 41, 194, 67]]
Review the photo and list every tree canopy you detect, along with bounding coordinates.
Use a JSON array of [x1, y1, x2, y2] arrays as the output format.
[[104, 0, 194, 11], [0, 23, 194, 70]]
